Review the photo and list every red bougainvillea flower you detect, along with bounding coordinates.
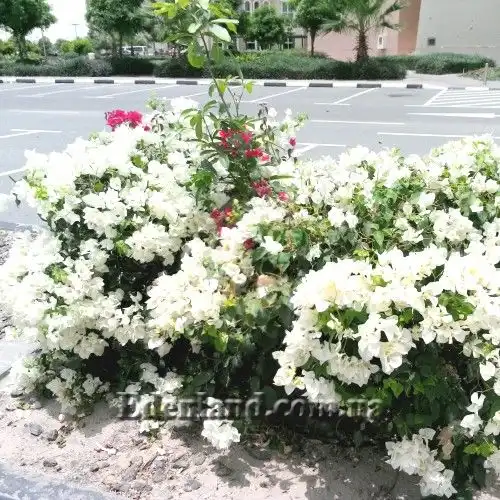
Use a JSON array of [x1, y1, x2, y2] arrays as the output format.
[[105, 110, 144, 131], [252, 179, 273, 198], [245, 148, 264, 159], [260, 153, 271, 163], [277, 191, 289, 202], [240, 131, 253, 144], [289, 137, 297, 147], [243, 238, 256, 250]]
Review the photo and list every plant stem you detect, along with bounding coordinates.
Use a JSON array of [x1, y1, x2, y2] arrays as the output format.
[[200, 36, 233, 119]]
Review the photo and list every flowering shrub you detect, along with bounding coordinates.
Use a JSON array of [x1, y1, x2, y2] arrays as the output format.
[[1, 0, 500, 496], [2, 94, 500, 496]]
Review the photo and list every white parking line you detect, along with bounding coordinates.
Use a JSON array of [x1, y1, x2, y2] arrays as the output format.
[[244, 87, 305, 103], [0, 84, 57, 94], [0, 166, 29, 177], [312, 119, 405, 126], [0, 128, 61, 139], [298, 142, 346, 147], [423, 89, 447, 106], [88, 84, 177, 99], [332, 87, 377, 105], [378, 132, 500, 139], [408, 112, 496, 119], [25, 85, 98, 97], [164, 90, 208, 100]]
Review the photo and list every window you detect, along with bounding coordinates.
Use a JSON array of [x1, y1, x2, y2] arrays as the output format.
[[244, 1, 250, 11], [283, 37, 295, 50], [246, 40, 258, 50], [254, 1, 259, 9], [427, 37, 436, 46], [282, 1, 293, 15]]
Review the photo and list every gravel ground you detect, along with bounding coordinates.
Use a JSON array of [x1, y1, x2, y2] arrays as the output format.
[[0, 229, 15, 340]]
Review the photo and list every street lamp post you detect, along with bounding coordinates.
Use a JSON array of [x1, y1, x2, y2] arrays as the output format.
[[72, 24, 79, 39]]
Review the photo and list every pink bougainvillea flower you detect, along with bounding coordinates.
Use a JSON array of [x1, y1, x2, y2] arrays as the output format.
[[252, 179, 273, 198], [105, 110, 143, 131], [245, 148, 264, 159], [277, 191, 289, 202], [289, 137, 297, 147]]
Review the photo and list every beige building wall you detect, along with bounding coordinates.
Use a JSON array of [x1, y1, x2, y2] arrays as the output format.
[[415, 0, 500, 62]]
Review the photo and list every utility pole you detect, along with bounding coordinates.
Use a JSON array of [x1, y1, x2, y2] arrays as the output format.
[[72, 24, 79, 39]]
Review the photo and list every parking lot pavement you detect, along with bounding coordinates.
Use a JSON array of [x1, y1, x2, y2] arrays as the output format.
[[2, 83, 500, 226]]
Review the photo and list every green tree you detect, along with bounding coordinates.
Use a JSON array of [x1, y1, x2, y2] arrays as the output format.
[[292, 0, 346, 56], [247, 5, 286, 50], [37, 35, 52, 56], [72, 38, 94, 55], [86, 0, 144, 56], [334, 0, 403, 61], [0, 0, 55, 59]]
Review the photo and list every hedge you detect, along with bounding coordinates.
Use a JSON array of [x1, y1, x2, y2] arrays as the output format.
[[154, 53, 406, 80], [379, 53, 495, 75], [0, 57, 112, 77], [0, 53, 406, 80]]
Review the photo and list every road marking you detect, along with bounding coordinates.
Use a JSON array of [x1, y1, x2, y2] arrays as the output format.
[[0, 166, 29, 177], [296, 144, 318, 154], [332, 87, 377, 105], [311, 119, 405, 126], [0, 84, 57, 93], [298, 142, 346, 147], [7, 109, 101, 115], [378, 132, 500, 139], [408, 112, 496, 119], [88, 84, 177, 98], [0, 129, 62, 139], [25, 85, 98, 97], [406, 104, 500, 109], [314, 102, 350, 106], [244, 87, 305, 103], [423, 89, 447, 106], [164, 90, 208, 100]]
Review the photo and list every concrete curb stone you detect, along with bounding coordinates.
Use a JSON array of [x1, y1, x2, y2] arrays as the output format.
[[0, 76, 495, 90]]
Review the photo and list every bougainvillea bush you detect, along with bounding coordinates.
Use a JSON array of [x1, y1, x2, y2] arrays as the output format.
[[1, 1, 500, 498], [2, 100, 500, 498]]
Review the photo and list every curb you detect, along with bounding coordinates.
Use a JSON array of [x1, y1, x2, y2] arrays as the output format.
[[0, 76, 494, 90]]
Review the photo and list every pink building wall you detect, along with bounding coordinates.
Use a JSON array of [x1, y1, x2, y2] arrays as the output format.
[[311, 0, 421, 61]]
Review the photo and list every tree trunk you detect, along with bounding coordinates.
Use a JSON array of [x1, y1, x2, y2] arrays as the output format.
[[356, 30, 369, 61], [130, 42, 135, 56], [310, 30, 316, 56], [15, 34, 27, 60], [118, 33, 124, 57]]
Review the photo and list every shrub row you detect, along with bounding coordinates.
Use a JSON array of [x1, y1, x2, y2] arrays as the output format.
[[0, 53, 405, 80], [154, 54, 407, 80], [380, 52, 495, 74]]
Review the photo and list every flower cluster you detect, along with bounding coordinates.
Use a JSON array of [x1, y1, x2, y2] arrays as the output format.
[[3, 91, 500, 496], [105, 109, 148, 131]]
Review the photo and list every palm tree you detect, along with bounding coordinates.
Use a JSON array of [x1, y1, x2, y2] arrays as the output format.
[[334, 0, 404, 61]]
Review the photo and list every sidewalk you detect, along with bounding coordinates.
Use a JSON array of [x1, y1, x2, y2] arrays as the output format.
[[0, 463, 122, 500], [1, 73, 500, 89]]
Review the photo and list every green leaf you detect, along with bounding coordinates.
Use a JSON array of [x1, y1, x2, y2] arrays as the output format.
[[191, 371, 213, 387], [214, 332, 228, 353], [208, 24, 231, 42], [187, 42, 205, 68], [244, 81, 254, 94], [188, 22, 202, 34], [373, 230, 384, 248], [384, 378, 404, 398], [211, 43, 223, 63]]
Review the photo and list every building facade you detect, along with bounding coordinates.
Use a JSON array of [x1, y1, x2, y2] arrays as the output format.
[[242, 0, 499, 64], [313, 0, 422, 61], [415, 0, 500, 62]]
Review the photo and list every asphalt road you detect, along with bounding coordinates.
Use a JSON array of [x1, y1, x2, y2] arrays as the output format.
[[2, 82, 500, 226]]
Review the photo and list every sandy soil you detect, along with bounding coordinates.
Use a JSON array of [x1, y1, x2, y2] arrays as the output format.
[[1, 390, 500, 500]]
